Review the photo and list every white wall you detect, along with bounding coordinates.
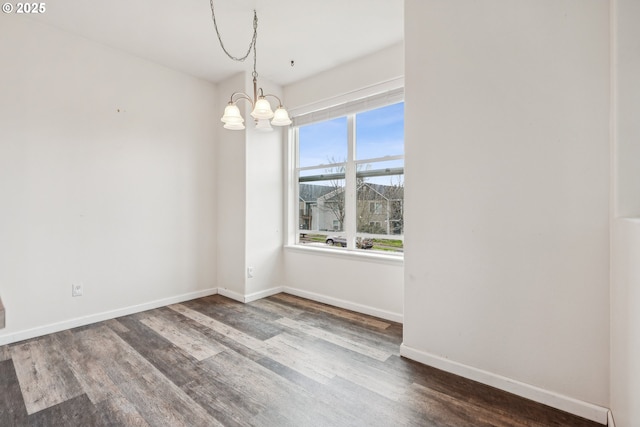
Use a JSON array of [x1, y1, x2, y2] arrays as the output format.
[[0, 17, 217, 344], [610, 0, 640, 425], [282, 43, 405, 321], [285, 42, 403, 113], [245, 78, 285, 297], [403, 0, 610, 422], [216, 73, 248, 297], [284, 249, 403, 321], [216, 73, 285, 300], [613, 0, 640, 218]]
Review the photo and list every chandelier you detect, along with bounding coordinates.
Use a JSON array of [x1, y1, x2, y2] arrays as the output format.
[[209, 1, 292, 131]]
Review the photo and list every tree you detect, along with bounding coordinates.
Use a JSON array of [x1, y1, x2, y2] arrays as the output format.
[[319, 158, 404, 235], [322, 158, 346, 231]]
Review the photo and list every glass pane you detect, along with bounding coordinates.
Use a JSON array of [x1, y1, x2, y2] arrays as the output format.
[[299, 233, 333, 246], [356, 171, 404, 236], [367, 238, 404, 253], [356, 102, 404, 160], [299, 117, 348, 168], [356, 159, 404, 182], [298, 173, 345, 233]]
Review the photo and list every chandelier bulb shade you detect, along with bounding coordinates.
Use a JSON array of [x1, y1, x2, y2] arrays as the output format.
[[221, 103, 244, 124], [271, 106, 292, 126], [223, 121, 246, 130], [251, 97, 275, 120]]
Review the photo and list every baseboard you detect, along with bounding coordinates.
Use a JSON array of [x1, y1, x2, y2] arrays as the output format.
[[218, 286, 284, 303], [217, 287, 246, 303], [283, 286, 403, 323], [245, 286, 285, 303], [218, 286, 283, 303], [608, 410, 615, 427], [217, 286, 402, 323], [400, 344, 609, 425], [0, 288, 218, 346]]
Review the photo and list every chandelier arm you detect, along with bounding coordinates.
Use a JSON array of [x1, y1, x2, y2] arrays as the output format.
[[230, 92, 254, 106], [209, 0, 258, 63], [262, 93, 285, 107]]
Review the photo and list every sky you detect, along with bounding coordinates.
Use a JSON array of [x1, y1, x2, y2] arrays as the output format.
[[298, 102, 405, 168]]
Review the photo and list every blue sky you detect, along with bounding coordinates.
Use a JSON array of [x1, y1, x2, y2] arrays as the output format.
[[299, 102, 404, 168]]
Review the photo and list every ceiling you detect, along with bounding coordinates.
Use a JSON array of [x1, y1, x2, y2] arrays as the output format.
[[30, 0, 404, 86]]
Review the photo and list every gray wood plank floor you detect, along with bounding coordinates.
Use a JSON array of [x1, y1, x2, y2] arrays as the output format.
[[0, 293, 600, 426]]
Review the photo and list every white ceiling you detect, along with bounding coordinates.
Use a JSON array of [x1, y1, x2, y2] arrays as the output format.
[[30, 0, 404, 86]]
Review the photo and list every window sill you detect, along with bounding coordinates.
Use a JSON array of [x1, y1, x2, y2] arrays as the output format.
[[284, 244, 404, 266]]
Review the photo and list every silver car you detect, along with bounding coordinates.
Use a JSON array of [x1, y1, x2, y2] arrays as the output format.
[[325, 236, 373, 249]]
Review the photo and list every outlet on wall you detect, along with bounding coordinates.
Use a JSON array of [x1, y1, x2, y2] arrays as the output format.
[[247, 267, 254, 279], [72, 283, 83, 297]]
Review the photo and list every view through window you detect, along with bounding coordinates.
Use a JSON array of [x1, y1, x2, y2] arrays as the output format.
[[295, 102, 404, 253]]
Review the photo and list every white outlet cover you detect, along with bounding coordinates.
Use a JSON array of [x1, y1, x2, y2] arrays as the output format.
[[72, 284, 83, 297]]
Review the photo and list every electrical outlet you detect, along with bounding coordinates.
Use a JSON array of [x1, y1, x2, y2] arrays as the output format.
[[72, 283, 83, 297], [247, 267, 254, 279]]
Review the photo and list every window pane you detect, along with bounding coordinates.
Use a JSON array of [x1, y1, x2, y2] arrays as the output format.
[[356, 171, 404, 236], [356, 159, 404, 181], [355, 102, 404, 160], [367, 238, 404, 253], [299, 117, 348, 168], [298, 174, 345, 232]]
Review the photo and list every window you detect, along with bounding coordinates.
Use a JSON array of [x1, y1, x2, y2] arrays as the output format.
[[370, 202, 383, 215], [294, 100, 404, 254]]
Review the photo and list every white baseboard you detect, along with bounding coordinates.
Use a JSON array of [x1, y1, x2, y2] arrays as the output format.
[[217, 287, 246, 303], [218, 286, 285, 303], [400, 344, 609, 425], [245, 286, 284, 303], [218, 286, 402, 323], [608, 410, 615, 427], [0, 288, 218, 346], [282, 286, 403, 323]]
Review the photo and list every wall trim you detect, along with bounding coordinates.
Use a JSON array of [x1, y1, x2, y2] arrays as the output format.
[[245, 287, 285, 303], [284, 244, 404, 266], [608, 410, 615, 427], [217, 287, 246, 303], [288, 76, 405, 117], [0, 288, 218, 346], [400, 344, 609, 425], [218, 286, 286, 303], [217, 286, 403, 323], [283, 286, 403, 323]]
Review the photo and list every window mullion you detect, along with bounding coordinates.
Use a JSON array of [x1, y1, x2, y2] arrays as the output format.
[[292, 127, 300, 245], [345, 115, 357, 249]]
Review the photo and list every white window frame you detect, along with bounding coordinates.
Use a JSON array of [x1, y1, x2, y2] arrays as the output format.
[[287, 88, 404, 254]]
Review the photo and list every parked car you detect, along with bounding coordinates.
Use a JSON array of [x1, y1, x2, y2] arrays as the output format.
[[325, 236, 374, 249]]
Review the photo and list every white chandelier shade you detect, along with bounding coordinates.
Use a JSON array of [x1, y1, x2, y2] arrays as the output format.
[[223, 122, 246, 130], [221, 103, 244, 124], [272, 106, 293, 126], [220, 89, 291, 131], [251, 97, 275, 120]]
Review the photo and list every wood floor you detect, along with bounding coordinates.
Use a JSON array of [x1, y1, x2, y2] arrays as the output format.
[[0, 293, 600, 427]]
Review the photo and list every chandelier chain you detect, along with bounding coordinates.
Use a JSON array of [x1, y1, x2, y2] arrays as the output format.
[[208, 0, 258, 77]]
